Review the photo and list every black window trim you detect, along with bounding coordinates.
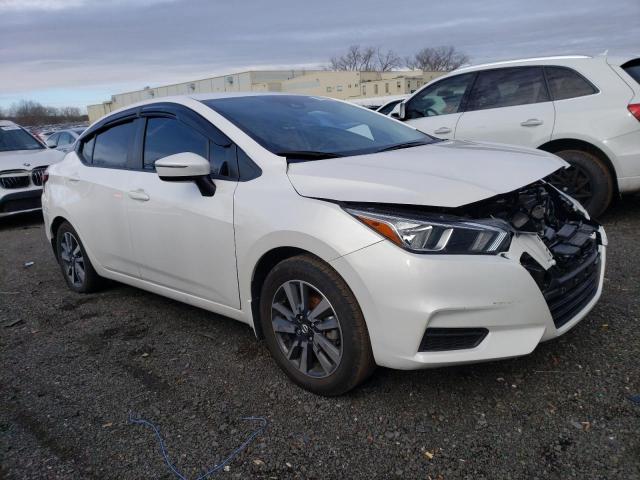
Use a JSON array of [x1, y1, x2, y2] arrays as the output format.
[[542, 65, 600, 101], [75, 102, 262, 181]]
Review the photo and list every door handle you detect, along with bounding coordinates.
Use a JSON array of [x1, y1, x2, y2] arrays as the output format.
[[520, 119, 543, 127], [434, 127, 452, 135], [128, 189, 150, 202]]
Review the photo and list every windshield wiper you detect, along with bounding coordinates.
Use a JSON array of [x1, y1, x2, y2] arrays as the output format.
[[376, 140, 432, 153], [275, 150, 344, 161]]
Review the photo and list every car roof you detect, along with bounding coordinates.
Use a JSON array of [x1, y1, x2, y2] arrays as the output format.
[[453, 55, 594, 73], [0, 120, 19, 128]]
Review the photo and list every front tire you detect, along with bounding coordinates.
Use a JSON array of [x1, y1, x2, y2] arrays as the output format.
[[55, 221, 103, 293], [546, 149, 613, 218], [259, 255, 375, 396]]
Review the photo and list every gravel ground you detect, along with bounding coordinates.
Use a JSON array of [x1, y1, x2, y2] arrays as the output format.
[[1, 198, 639, 480]]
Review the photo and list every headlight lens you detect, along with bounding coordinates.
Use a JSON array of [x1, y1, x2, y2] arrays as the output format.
[[346, 208, 511, 254]]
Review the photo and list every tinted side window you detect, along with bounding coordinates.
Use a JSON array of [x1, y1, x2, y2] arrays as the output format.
[[143, 117, 208, 170], [405, 73, 475, 119], [468, 67, 549, 111], [545, 66, 598, 100], [79, 136, 95, 162], [621, 59, 640, 85], [93, 121, 136, 168], [58, 132, 74, 145]]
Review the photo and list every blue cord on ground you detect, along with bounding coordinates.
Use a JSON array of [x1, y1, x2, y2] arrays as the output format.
[[128, 411, 268, 480]]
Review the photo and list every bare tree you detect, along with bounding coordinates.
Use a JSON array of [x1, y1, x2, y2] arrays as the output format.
[[328, 45, 377, 71], [406, 46, 470, 71], [375, 48, 402, 72], [6, 100, 87, 126]]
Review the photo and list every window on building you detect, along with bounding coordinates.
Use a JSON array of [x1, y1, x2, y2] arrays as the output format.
[[326, 86, 333, 93], [92, 121, 137, 168], [385, 83, 389, 94], [374, 84, 379, 95], [362, 85, 366, 95], [397, 81, 401, 89], [337, 85, 343, 92]]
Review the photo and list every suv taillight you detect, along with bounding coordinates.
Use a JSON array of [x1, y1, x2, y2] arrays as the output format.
[[629, 104, 640, 121]]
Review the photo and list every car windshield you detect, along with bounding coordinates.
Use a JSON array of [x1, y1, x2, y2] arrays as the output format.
[[0, 126, 44, 152], [203, 95, 434, 159]]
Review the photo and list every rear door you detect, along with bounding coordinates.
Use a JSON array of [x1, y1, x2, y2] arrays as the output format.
[[403, 73, 476, 138], [72, 117, 140, 277], [455, 67, 554, 147], [125, 106, 241, 308]]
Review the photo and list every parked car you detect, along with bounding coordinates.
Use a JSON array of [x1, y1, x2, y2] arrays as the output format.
[[391, 55, 640, 217], [42, 94, 606, 395], [46, 127, 86, 153], [0, 120, 64, 218]]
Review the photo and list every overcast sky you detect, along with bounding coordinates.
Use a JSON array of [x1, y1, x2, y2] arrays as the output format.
[[1, 0, 638, 111]]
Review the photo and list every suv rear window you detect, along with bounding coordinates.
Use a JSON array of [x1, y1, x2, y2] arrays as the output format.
[[545, 66, 598, 100], [621, 59, 640, 85]]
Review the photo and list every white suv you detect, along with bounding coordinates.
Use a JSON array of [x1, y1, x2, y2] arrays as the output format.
[[42, 94, 606, 395], [0, 120, 64, 218], [394, 55, 640, 217]]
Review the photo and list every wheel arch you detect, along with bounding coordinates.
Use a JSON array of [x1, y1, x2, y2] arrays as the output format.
[[538, 138, 619, 196], [49, 215, 69, 258], [250, 246, 313, 339]]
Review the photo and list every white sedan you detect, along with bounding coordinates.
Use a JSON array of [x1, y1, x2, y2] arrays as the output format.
[[42, 94, 606, 395]]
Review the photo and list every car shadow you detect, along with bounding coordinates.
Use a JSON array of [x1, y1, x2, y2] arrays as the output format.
[[0, 211, 44, 231]]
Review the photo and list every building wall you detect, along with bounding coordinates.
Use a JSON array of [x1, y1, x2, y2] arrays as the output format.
[[87, 69, 445, 123]]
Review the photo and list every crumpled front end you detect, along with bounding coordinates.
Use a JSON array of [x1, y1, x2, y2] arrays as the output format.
[[329, 181, 606, 369]]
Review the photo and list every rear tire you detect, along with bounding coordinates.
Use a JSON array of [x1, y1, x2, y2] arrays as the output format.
[[55, 221, 103, 293], [259, 254, 375, 396], [547, 149, 613, 218]]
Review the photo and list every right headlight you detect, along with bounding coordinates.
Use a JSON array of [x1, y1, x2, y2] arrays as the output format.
[[346, 208, 511, 255]]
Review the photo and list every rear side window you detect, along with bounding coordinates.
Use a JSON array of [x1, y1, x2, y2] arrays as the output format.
[[93, 121, 136, 168], [545, 66, 598, 100], [621, 59, 640, 85], [467, 67, 549, 111], [143, 117, 208, 170]]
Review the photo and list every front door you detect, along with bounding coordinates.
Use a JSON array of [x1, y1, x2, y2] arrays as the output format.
[[404, 72, 476, 139], [126, 115, 240, 309]]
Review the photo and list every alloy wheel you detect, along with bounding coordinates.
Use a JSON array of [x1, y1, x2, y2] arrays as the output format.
[[271, 280, 343, 378], [547, 165, 593, 204], [60, 232, 86, 288]]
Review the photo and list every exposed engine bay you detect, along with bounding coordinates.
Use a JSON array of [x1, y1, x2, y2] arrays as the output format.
[[452, 180, 602, 271]]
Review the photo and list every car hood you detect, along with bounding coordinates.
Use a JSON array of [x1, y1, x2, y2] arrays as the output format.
[[0, 148, 65, 171], [286, 140, 568, 208]]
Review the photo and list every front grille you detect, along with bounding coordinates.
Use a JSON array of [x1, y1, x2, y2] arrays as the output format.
[[0, 170, 30, 189], [31, 166, 47, 186], [542, 251, 600, 328], [419, 328, 489, 352], [0, 196, 41, 213], [521, 219, 601, 329]]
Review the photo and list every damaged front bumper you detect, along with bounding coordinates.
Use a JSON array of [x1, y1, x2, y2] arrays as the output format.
[[329, 225, 606, 370]]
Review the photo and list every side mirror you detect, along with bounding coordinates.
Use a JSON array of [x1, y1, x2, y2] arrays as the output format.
[[398, 102, 407, 120], [46, 138, 57, 149], [155, 152, 216, 197]]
